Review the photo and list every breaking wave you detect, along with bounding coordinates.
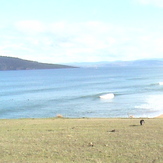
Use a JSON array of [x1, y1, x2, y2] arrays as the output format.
[[159, 82, 163, 85], [99, 93, 115, 99], [135, 94, 163, 112]]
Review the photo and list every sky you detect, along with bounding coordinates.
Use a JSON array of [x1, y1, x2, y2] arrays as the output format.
[[0, 0, 163, 64]]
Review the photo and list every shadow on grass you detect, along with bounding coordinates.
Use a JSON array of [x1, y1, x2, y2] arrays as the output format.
[[129, 125, 140, 127]]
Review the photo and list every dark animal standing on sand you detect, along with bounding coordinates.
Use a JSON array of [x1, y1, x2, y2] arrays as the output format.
[[140, 119, 145, 125]]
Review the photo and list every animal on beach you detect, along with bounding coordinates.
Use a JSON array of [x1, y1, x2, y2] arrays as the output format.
[[140, 119, 145, 125]]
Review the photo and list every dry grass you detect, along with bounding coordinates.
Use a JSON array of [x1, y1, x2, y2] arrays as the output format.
[[0, 118, 163, 162]]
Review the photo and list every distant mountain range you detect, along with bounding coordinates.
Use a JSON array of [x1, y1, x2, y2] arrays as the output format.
[[1, 56, 163, 71], [69, 59, 163, 68], [0, 56, 76, 71]]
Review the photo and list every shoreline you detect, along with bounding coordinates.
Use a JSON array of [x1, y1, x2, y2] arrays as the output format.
[[0, 114, 163, 120]]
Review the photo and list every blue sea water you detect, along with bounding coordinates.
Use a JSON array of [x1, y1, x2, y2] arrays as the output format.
[[0, 67, 163, 119]]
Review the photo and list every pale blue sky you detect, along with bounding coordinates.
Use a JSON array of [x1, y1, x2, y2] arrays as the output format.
[[0, 0, 163, 63]]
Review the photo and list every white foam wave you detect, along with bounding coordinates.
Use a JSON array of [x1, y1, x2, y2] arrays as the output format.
[[159, 82, 163, 85], [99, 93, 114, 99], [135, 94, 163, 111]]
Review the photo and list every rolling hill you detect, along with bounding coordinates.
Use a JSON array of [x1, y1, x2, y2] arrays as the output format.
[[0, 56, 76, 71]]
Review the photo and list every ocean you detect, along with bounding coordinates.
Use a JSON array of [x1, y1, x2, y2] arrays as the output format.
[[0, 67, 163, 119]]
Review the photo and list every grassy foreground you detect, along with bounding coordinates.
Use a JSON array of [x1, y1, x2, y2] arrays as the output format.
[[0, 118, 163, 163]]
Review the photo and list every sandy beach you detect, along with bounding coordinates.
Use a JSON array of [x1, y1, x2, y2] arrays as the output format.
[[155, 114, 163, 118]]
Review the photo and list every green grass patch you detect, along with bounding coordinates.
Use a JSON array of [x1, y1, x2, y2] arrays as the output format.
[[0, 118, 163, 162]]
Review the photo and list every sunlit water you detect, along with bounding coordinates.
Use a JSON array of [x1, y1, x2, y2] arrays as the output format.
[[0, 67, 163, 119]]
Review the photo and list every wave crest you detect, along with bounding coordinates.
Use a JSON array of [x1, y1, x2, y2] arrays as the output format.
[[99, 93, 114, 99]]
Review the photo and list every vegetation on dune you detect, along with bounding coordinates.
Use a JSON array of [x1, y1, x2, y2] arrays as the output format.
[[0, 118, 163, 162]]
